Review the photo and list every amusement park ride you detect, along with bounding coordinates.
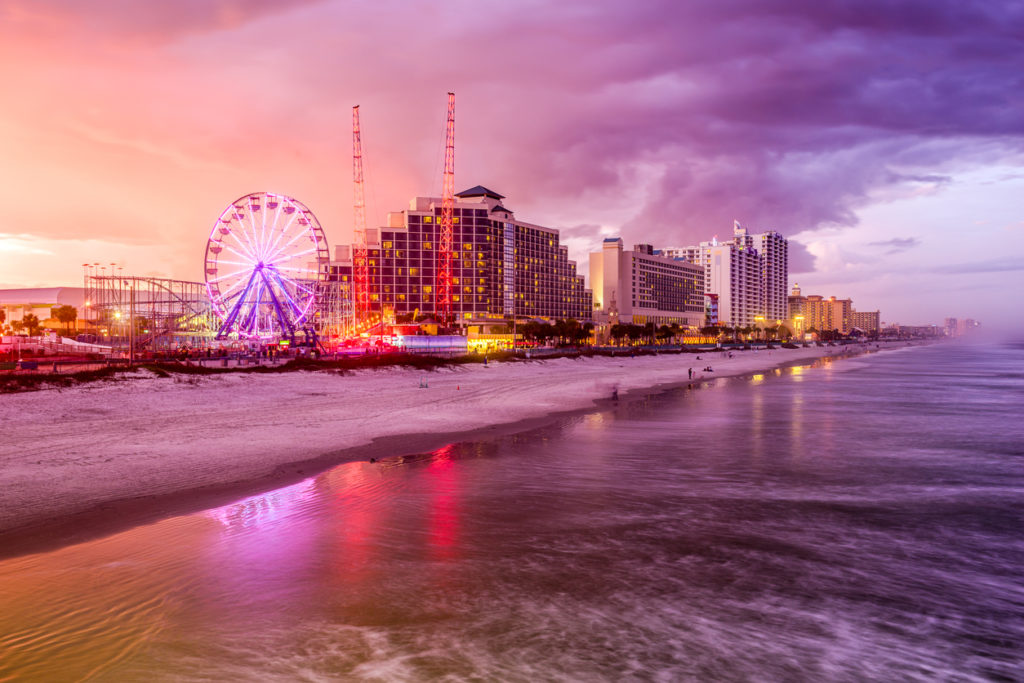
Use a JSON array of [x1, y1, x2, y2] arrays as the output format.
[[86, 93, 458, 351], [203, 191, 332, 343]]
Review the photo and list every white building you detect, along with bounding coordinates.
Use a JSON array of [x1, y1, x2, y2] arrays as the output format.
[[753, 230, 788, 322], [590, 238, 704, 328], [667, 222, 788, 328], [0, 288, 86, 326]]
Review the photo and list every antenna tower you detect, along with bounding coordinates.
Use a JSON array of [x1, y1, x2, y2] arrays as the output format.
[[352, 105, 369, 323], [437, 92, 455, 326]]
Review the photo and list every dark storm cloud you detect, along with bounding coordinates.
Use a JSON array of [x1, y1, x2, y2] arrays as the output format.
[[7, 0, 1023, 261]]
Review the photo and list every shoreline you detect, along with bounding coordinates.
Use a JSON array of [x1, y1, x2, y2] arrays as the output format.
[[0, 341, 925, 560]]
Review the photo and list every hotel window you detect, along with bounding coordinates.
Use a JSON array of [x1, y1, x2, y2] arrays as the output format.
[[409, 267, 419, 276]]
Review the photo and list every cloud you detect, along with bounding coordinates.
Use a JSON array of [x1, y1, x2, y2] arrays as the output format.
[[937, 258, 1024, 274], [0, 0, 1023, 290], [788, 241, 817, 273], [868, 237, 922, 253]]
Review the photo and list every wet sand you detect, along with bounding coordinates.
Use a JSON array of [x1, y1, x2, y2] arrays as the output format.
[[0, 342, 921, 559]]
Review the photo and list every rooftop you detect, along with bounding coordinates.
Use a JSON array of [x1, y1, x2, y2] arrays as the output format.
[[455, 185, 505, 200]]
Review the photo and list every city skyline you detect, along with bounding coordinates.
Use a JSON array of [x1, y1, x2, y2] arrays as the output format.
[[1, 1, 1021, 330]]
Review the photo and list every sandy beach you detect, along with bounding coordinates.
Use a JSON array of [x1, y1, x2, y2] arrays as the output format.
[[0, 342, 918, 555]]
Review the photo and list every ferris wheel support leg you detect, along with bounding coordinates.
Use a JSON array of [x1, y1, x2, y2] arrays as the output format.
[[218, 270, 260, 339], [260, 270, 298, 340]]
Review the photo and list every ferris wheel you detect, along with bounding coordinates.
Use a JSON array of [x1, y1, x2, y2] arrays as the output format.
[[204, 192, 330, 340]]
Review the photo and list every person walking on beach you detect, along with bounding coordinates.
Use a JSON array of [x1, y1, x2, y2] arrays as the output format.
[[688, 367, 693, 379]]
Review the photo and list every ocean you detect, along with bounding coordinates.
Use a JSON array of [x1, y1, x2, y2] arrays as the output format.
[[1, 341, 1021, 681]]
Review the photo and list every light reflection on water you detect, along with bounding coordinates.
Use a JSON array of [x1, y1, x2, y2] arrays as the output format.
[[1, 343, 1022, 681]]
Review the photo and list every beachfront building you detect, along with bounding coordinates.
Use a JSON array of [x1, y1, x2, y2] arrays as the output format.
[[589, 238, 704, 328], [851, 309, 880, 334], [804, 295, 853, 335], [753, 230, 788, 322], [670, 222, 788, 328], [704, 293, 719, 326], [787, 282, 806, 319], [330, 186, 591, 325]]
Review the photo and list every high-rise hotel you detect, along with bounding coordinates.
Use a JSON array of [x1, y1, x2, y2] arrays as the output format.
[[668, 222, 788, 328], [330, 186, 591, 323]]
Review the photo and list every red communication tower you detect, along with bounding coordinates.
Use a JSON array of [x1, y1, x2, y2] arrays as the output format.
[[352, 105, 369, 322], [437, 92, 456, 326]]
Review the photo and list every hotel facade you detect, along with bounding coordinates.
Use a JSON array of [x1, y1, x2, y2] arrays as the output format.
[[330, 186, 591, 323], [671, 222, 788, 328], [788, 284, 853, 335], [589, 238, 705, 327]]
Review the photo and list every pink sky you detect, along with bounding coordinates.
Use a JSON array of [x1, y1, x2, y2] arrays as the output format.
[[1, 0, 1022, 329]]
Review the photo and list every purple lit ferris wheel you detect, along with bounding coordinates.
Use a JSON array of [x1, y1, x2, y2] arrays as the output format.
[[204, 192, 329, 340]]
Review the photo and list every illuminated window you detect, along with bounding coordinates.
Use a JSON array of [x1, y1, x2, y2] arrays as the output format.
[[410, 267, 419, 276], [453, 295, 461, 302], [424, 216, 433, 223], [423, 242, 432, 249], [423, 285, 433, 294], [383, 241, 393, 249]]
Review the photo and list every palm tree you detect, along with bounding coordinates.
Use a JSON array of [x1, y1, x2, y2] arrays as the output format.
[[52, 305, 78, 335], [22, 313, 41, 336]]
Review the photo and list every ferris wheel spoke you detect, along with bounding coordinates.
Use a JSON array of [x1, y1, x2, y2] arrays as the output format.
[[220, 243, 261, 265], [261, 202, 303, 263], [208, 267, 251, 285], [216, 273, 253, 301], [218, 216, 261, 262], [258, 202, 271, 262], [263, 209, 315, 263], [267, 247, 318, 266], [269, 267, 316, 296], [212, 259, 259, 270], [242, 209, 265, 262]]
